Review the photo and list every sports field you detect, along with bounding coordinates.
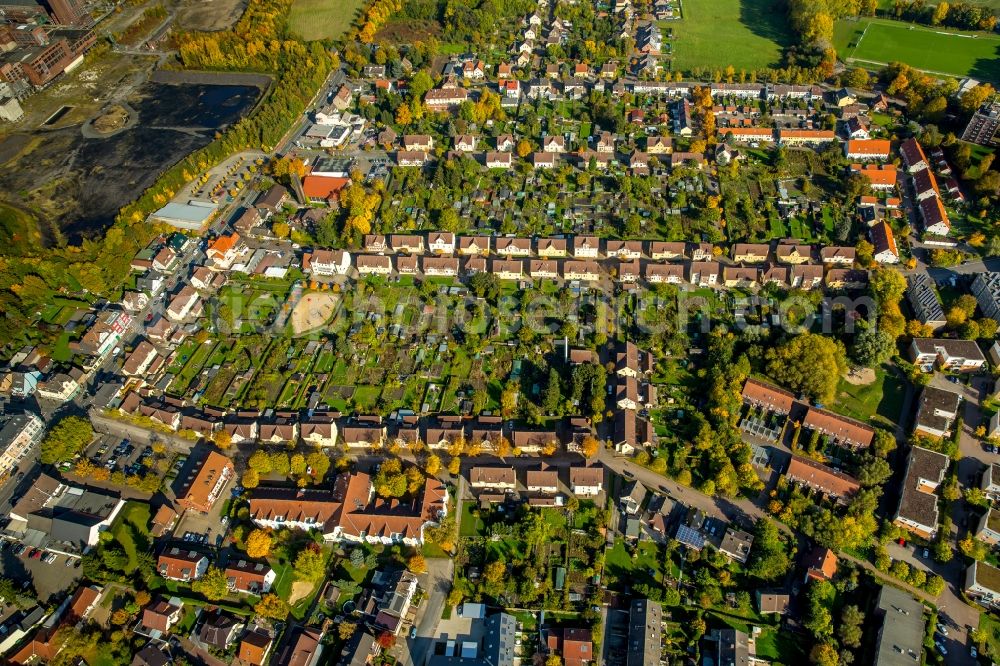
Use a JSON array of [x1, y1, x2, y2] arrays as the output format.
[[834, 18, 1000, 81], [288, 0, 366, 41], [667, 0, 792, 72]]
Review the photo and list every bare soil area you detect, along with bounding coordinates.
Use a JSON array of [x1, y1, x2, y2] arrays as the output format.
[[288, 580, 314, 605], [290, 292, 340, 336], [176, 0, 247, 31], [843, 368, 876, 386]]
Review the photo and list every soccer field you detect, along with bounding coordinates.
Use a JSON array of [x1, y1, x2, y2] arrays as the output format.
[[835, 18, 1000, 81], [288, 0, 366, 41], [668, 0, 792, 72]]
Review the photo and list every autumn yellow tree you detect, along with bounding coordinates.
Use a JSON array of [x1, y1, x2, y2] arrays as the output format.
[[245, 529, 273, 558], [581, 435, 600, 459], [408, 554, 427, 574], [516, 139, 533, 158], [425, 454, 441, 475], [255, 594, 289, 620], [448, 456, 461, 475]]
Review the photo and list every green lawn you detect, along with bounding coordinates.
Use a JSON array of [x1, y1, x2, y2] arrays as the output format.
[[667, 0, 793, 72], [834, 17, 1000, 81], [460, 501, 485, 537], [110, 501, 152, 570], [830, 366, 905, 427], [604, 539, 663, 590], [980, 612, 1000, 660], [288, 0, 367, 41]]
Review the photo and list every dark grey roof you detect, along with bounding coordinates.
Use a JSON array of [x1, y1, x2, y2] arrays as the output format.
[[483, 612, 517, 666], [874, 585, 925, 666], [627, 599, 662, 666]]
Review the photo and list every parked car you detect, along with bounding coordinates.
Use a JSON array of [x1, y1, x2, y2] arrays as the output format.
[[937, 624, 949, 636], [935, 642, 948, 656], [410, 627, 417, 639], [923, 548, 930, 559]]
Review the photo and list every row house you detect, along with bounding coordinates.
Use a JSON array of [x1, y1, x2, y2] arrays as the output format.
[[423, 88, 468, 110]]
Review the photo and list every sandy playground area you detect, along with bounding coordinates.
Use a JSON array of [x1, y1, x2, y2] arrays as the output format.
[[290, 292, 340, 336]]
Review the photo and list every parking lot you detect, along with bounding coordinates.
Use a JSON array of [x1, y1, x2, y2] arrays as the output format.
[[172, 473, 236, 548], [84, 433, 179, 482], [0, 539, 81, 602]]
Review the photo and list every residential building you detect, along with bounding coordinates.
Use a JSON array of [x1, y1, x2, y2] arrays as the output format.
[[249, 472, 447, 546], [912, 386, 961, 438], [174, 450, 235, 513], [972, 272, 1000, 323], [360, 568, 418, 635], [157, 548, 209, 581], [526, 467, 559, 494], [899, 137, 929, 172], [804, 547, 837, 582], [908, 338, 986, 373], [802, 407, 875, 449], [870, 220, 899, 264], [893, 445, 949, 538], [966, 561, 1000, 608], [983, 463, 1000, 500], [309, 249, 351, 276], [139, 598, 183, 637], [626, 599, 662, 666], [73, 310, 132, 359], [844, 139, 892, 160], [820, 246, 856, 264], [906, 274, 946, 330], [718, 528, 754, 564], [569, 466, 603, 496], [974, 507, 1000, 546], [741, 378, 795, 414], [961, 101, 1000, 147], [546, 628, 592, 666], [756, 591, 790, 615], [785, 455, 860, 502], [0, 411, 43, 478], [276, 627, 324, 666], [873, 585, 926, 666], [225, 559, 276, 595], [239, 630, 273, 666], [7, 473, 124, 550]]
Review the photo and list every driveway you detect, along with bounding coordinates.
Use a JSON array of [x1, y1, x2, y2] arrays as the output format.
[[395, 557, 454, 666]]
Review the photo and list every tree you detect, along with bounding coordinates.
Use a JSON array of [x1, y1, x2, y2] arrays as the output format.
[[925, 574, 945, 595], [254, 594, 289, 620], [192, 567, 229, 601], [856, 454, 892, 487], [483, 560, 505, 586], [40, 416, 93, 464], [377, 631, 396, 649], [516, 140, 533, 158], [448, 456, 461, 475], [248, 450, 272, 474], [546, 656, 562, 666], [851, 327, 896, 367], [212, 430, 232, 449], [766, 334, 848, 404], [869, 267, 907, 306], [580, 435, 600, 458], [408, 554, 427, 574], [245, 529, 272, 558], [339, 622, 358, 640], [839, 605, 864, 648], [306, 451, 331, 482], [294, 543, 326, 581], [290, 453, 306, 475], [500, 384, 518, 417], [425, 454, 442, 475], [241, 468, 260, 489], [272, 222, 290, 238], [748, 519, 789, 581], [810, 642, 839, 666]]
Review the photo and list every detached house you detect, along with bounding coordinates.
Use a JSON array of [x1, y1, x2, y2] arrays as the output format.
[[158, 548, 209, 582]]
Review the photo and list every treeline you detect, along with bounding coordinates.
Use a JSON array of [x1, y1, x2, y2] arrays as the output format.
[[0, 0, 332, 353], [396, 0, 536, 45], [787, 0, 876, 52], [888, 0, 999, 31]]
